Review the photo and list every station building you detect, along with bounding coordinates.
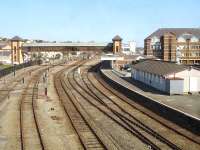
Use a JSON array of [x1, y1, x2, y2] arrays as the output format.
[[112, 35, 136, 55], [10, 36, 24, 64], [131, 60, 200, 94], [144, 28, 200, 65], [108, 35, 156, 70], [0, 36, 25, 65]]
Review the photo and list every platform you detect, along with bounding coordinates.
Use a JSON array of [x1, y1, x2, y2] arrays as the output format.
[[101, 69, 200, 120]]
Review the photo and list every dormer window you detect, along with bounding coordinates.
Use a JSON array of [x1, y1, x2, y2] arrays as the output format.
[[151, 36, 160, 43], [190, 36, 198, 42], [177, 36, 186, 42]]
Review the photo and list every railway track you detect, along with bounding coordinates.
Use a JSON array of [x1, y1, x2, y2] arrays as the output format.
[[19, 68, 47, 150], [96, 68, 200, 143], [62, 64, 153, 149], [80, 65, 184, 149], [0, 66, 40, 103], [86, 63, 200, 148], [94, 64, 200, 144], [70, 67, 163, 149], [52, 59, 199, 149], [54, 61, 108, 150], [69, 61, 193, 150]]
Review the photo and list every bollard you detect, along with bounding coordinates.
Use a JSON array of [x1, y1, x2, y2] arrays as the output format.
[[22, 77, 24, 84], [45, 87, 47, 96]]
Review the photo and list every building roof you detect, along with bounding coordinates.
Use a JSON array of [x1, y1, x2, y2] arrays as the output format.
[[23, 42, 109, 47], [145, 28, 200, 40], [122, 54, 157, 61], [112, 35, 123, 41], [11, 36, 23, 41], [132, 60, 188, 76]]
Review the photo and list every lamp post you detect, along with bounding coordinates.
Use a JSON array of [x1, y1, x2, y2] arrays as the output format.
[[23, 62, 25, 84], [188, 66, 192, 93], [44, 72, 48, 96], [13, 64, 16, 77]]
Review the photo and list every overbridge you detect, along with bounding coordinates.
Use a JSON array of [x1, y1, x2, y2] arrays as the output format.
[[10, 35, 120, 64], [23, 42, 112, 53]]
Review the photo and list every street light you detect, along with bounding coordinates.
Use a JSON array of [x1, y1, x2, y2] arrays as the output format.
[[188, 66, 192, 94], [13, 64, 16, 76]]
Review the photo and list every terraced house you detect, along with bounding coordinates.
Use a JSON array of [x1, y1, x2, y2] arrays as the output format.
[[144, 28, 200, 65]]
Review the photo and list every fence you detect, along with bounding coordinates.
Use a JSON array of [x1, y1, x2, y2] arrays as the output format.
[[0, 61, 40, 78]]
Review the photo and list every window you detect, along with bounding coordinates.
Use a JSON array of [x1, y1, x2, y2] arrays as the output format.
[[192, 52, 196, 57], [116, 46, 119, 52], [14, 46, 17, 54]]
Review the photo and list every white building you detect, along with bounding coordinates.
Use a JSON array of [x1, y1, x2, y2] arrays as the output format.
[[131, 60, 200, 94], [0, 42, 12, 64], [122, 41, 136, 55]]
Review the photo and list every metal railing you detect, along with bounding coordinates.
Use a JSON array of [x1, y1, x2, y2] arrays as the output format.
[[0, 60, 40, 78]]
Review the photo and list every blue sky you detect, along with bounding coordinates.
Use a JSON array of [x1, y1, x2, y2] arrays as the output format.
[[0, 0, 200, 46]]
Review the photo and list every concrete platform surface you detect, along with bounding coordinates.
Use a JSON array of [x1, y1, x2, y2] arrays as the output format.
[[103, 69, 200, 120]]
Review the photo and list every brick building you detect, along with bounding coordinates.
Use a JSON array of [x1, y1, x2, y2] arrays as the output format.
[[112, 35, 123, 53], [144, 28, 200, 65], [11, 36, 24, 64]]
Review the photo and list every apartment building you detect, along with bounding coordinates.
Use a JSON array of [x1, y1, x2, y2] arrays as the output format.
[[144, 28, 200, 65]]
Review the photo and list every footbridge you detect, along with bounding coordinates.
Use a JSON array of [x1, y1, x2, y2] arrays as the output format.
[[23, 42, 112, 53]]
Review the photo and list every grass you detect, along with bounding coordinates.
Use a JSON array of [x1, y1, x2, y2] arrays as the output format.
[[0, 64, 12, 69]]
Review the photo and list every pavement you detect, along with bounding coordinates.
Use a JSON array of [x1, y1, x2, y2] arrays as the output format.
[[104, 69, 200, 119]]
